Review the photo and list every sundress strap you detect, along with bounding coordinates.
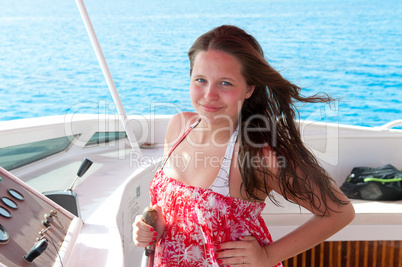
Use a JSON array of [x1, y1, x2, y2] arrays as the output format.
[[160, 118, 201, 170], [208, 125, 238, 197]]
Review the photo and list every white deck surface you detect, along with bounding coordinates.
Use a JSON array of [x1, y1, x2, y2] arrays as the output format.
[[11, 143, 163, 267], [11, 142, 402, 266], [5, 116, 402, 266]]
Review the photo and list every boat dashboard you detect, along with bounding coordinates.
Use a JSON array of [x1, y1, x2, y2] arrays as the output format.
[[0, 167, 82, 267]]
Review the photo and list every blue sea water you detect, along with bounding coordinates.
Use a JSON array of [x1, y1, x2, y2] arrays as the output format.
[[0, 0, 401, 127]]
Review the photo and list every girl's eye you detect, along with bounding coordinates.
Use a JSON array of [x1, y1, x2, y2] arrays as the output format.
[[196, 78, 206, 83], [221, 81, 232, 86]]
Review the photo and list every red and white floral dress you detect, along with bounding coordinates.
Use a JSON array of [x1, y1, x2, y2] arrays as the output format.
[[149, 120, 282, 267]]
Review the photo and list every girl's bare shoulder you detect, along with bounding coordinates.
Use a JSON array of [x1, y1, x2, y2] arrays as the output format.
[[165, 112, 199, 145]]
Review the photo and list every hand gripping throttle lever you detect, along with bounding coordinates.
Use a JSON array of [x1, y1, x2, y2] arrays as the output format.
[[141, 206, 158, 267]]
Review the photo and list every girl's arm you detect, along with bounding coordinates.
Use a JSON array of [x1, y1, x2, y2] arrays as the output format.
[[264, 185, 355, 265], [216, 148, 355, 266], [133, 112, 195, 248], [261, 149, 356, 264], [216, 185, 354, 266]]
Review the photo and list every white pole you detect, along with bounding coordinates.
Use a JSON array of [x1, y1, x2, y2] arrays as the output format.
[[75, 0, 141, 156]]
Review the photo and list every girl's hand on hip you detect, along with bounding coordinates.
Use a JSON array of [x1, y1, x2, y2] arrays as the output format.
[[215, 235, 271, 266]]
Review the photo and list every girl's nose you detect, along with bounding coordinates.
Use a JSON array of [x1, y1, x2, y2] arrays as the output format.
[[204, 84, 219, 101]]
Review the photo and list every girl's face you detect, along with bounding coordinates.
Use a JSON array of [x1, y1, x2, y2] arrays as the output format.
[[190, 49, 255, 126]]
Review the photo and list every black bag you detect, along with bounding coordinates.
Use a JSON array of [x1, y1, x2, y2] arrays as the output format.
[[340, 164, 402, 201]]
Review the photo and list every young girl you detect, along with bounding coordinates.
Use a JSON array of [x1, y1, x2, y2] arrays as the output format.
[[133, 25, 355, 266]]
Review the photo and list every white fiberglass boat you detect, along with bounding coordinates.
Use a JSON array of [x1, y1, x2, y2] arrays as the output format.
[[1, 115, 402, 266], [0, 1, 401, 267]]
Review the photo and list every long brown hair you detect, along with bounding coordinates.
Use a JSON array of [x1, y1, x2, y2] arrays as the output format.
[[188, 25, 347, 215]]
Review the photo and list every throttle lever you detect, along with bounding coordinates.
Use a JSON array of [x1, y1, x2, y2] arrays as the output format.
[[67, 158, 93, 191], [141, 206, 158, 267]]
